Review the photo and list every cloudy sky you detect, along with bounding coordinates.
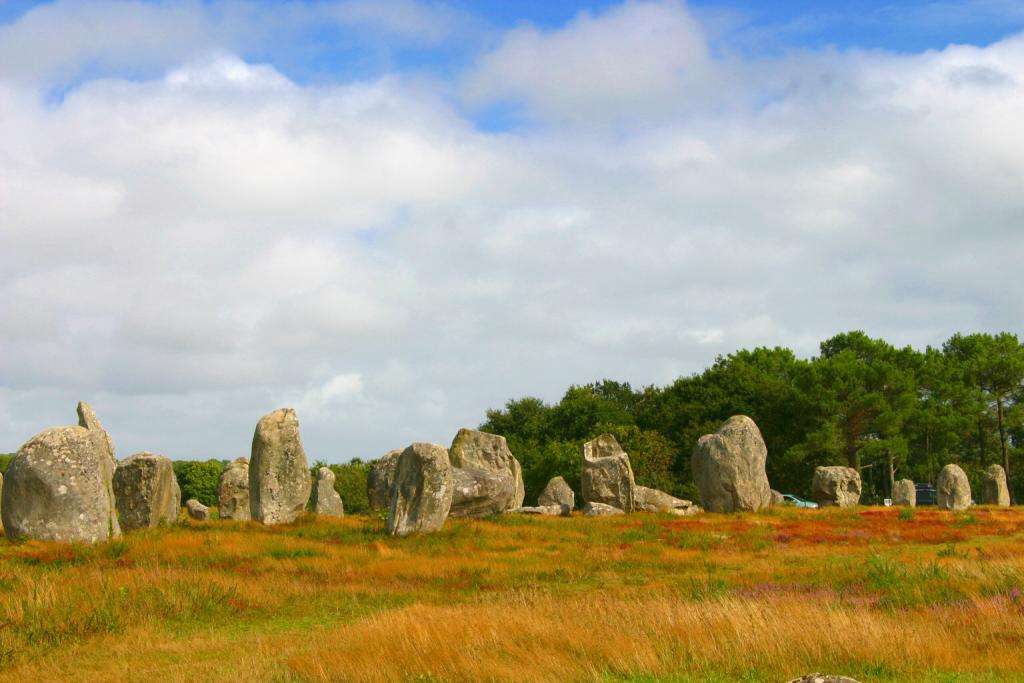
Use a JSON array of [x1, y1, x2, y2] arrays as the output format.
[[2, 0, 1023, 462]]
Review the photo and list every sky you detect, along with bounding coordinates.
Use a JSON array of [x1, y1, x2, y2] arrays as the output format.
[[2, 0, 1024, 463]]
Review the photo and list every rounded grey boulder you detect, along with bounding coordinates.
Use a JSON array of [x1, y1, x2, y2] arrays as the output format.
[[387, 443, 454, 536], [811, 466, 862, 508], [367, 449, 402, 512], [581, 434, 636, 512], [217, 457, 250, 521], [583, 501, 625, 517], [538, 476, 575, 510], [984, 464, 1010, 506], [449, 466, 516, 519], [635, 486, 698, 515], [937, 463, 971, 511], [892, 478, 916, 507], [691, 416, 771, 513], [449, 428, 524, 510], [249, 408, 311, 525], [186, 498, 209, 520], [113, 452, 180, 531], [3, 418, 121, 544], [312, 467, 344, 517]]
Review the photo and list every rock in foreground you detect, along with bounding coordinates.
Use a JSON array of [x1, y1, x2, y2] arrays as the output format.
[[249, 408, 311, 525], [217, 458, 250, 521], [581, 434, 636, 512], [387, 443, 453, 536], [937, 463, 971, 511], [691, 415, 771, 513], [312, 467, 344, 517], [811, 466, 862, 508], [113, 452, 180, 531]]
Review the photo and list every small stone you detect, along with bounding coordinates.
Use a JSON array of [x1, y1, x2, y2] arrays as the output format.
[[312, 467, 344, 517], [505, 504, 567, 516], [770, 489, 785, 506], [186, 499, 209, 521], [634, 486, 697, 515], [583, 501, 625, 517], [217, 458, 250, 521], [538, 476, 575, 510]]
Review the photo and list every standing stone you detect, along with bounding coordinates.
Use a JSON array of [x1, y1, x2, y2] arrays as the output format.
[[937, 463, 971, 511], [249, 408, 311, 525], [449, 467, 516, 519], [113, 452, 180, 530], [186, 499, 209, 520], [2, 405, 121, 543], [387, 443, 453, 536], [312, 467, 344, 517], [583, 501, 625, 517], [448, 428, 524, 509], [984, 464, 1010, 506], [538, 476, 575, 511], [770, 489, 785, 507], [892, 479, 916, 507], [77, 401, 116, 468], [217, 457, 250, 521], [691, 416, 772, 513], [367, 449, 401, 512], [634, 486, 698, 515], [581, 434, 636, 512], [811, 466, 862, 508]]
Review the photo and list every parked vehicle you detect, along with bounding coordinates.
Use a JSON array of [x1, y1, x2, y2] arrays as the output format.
[[782, 494, 819, 509], [915, 483, 937, 506]]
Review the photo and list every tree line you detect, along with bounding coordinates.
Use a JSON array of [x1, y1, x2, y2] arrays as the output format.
[[481, 331, 1024, 505]]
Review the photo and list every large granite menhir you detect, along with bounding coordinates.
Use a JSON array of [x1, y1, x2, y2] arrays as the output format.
[[581, 434, 636, 512], [217, 457, 250, 521], [448, 428, 524, 514], [113, 451, 180, 530], [692, 416, 771, 513], [367, 449, 402, 512], [387, 442, 453, 536], [249, 408, 311, 525], [937, 463, 971, 511], [811, 466, 862, 508]]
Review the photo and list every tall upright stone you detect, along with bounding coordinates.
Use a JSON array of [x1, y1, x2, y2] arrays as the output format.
[[448, 428, 524, 509], [312, 467, 344, 517], [367, 449, 402, 512], [2, 404, 121, 543], [811, 466, 862, 508], [581, 434, 636, 512], [217, 457, 250, 521], [113, 452, 180, 530], [249, 408, 311, 525], [387, 443, 453, 536], [77, 401, 116, 469], [691, 416, 771, 513], [984, 464, 1010, 506], [892, 479, 916, 507], [937, 463, 971, 511]]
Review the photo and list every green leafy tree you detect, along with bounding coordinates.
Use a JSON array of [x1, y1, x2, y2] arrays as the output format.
[[172, 459, 225, 507], [312, 459, 372, 515]]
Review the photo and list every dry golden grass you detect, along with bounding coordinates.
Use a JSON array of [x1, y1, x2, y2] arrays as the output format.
[[1, 506, 1023, 682]]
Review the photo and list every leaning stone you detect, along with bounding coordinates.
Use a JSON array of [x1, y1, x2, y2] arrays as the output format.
[[448, 467, 516, 519], [892, 479, 916, 507], [448, 428, 524, 509], [937, 464, 971, 511], [634, 485, 697, 515], [367, 449, 402, 512], [984, 464, 1010, 506], [505, 504, 567, 516], [538, 476, 575, 510], [691, 416, 772, 513], [2, 406, 120, 544], [581, 434, 636, 512], [811, 466, 862, 508], [583, 501, 625, 517], [387, 443, 453, 536], [249, 408, 311, 525], [186, 499, 209, 520], [113, 452, 180, 530], [312, 467, 344, 517], [217, 457, 250, 521], [77, 401, 116, 468]]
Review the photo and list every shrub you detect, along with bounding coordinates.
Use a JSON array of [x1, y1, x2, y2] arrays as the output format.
[[172, 460, 225, 507]]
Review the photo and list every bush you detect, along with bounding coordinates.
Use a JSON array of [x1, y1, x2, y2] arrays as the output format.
[[172, 460, 225, 507], [0, 453, 15, 474]]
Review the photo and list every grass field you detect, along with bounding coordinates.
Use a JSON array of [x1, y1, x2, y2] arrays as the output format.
[[1, 506, 1024, 682]]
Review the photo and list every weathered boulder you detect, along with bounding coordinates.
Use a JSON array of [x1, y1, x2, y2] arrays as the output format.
[[634, 486, 699, 516], [937, 464, 971, 511], [217, 457, 250, 521], [387, 443, 453, 536], [811, 466, 862, 508], [113, 452, 180, 530], [538, 476, 575, 510], [2, 406, 121, 543], [249, 408, 311, 525], [770, 489, 785, 507], [312, 467, 344, 517], [984, 464, 1010, 506], [583, 501, 625, 517], [367, 449, 401, 512], [77, 401, 116, 468], [186, 498, 209, 520], [691, 416, 772, 513], [449, 467, 516, 519], [786, 675, 862, 683], [448, 428, 524, 509], [892, 479, 916, 507], [581, 434, 636, 512], [505, 504, 567, 516]]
